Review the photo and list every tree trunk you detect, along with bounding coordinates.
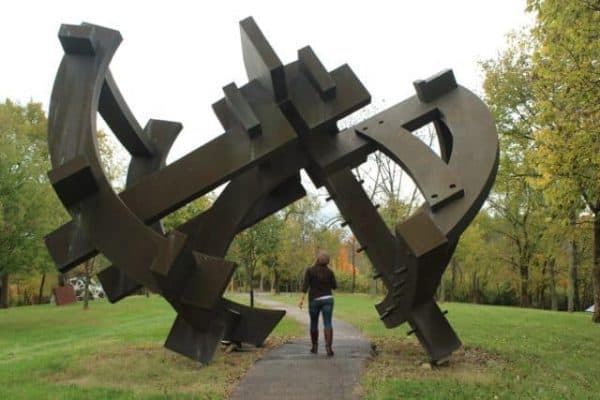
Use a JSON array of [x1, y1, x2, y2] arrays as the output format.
[[537, 261, 547, 309], [471, 271, 479, 304], [248, 267, 255, 308], [549, 258, 558, 311], [83, 258, 95, 310], [38, 273, 46, 304], [592, 212, 600, 323], [581, 280, 589, 309], [439, 275, 446, 302], [1, 273, 9, 308], [567, 235, 579, 312], [84, 272, 91, 310], [259, 272, 264, 292], [450, 258, 457, 302], [351, 238, 356, 293], [271, 270, 279, 294], [520, 264, 530, 307], [16, 282, 21, 305]]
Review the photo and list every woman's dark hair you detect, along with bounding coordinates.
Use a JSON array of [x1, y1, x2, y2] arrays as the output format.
[[314, 251, 331, 281], [315, 251, 330, 266]]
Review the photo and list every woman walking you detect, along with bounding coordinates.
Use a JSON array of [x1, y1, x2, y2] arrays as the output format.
[[298, 251, 337, 356]]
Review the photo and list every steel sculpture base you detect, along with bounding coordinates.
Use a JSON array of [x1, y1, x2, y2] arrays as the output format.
[[45, 18, 498, 364]]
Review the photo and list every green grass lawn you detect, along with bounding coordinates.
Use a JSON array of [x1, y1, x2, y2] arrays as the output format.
[[3, 292, 598, 399], [0, 294, 301, 400], [270, 293, 600, 400]]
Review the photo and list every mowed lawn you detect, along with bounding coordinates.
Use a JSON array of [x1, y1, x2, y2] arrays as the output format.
[[2, 293, 598, 399], [0, 294, 300, 400], [271, 293, 600, 400]]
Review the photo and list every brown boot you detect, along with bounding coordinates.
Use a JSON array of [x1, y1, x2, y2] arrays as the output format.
[[324, 328, 334, 356], [310, 330, 318, 354]]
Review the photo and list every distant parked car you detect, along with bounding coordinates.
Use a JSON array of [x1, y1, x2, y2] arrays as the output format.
[[585, 304, 595, 313], [67, 277, 106, 301]]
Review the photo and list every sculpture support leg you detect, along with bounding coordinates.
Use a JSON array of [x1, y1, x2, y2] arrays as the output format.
[[409, 299, 461, 363]]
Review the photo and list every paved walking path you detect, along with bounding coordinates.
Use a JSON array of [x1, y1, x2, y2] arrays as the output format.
[[230, 296, 372, 400]]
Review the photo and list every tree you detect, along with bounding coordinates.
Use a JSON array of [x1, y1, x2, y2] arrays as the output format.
[[0, 100, 67, 308], [257, 215, 284, 293], [276, 196, 321, 291], [527, 0, 600, 321], [451, 213, 498, 304], [481, 33, 549, 307], [0, 101, 132, 308], [480, 1, 599, 314], [82, 257, 96, 310], [487, 184, 546, 307], [229, 214, 284, 306]]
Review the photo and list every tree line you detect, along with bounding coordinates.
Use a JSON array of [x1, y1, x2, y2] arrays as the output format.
[[474, 0, 599, 320]]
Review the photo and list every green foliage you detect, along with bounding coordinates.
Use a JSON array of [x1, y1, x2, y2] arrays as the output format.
[[527, 0, 600, 321], [0, 100, 134, 307], [335, 270, 370, 293], [477, 1, 599, 313], [226, 195, 350, 294], [0, 100, 67, 286], [229, 214, 284, 299], [275, 197, 321, 286], [528, 0, 600, 216], [96, 130, 127, 188], [161, 196, 212, 232]]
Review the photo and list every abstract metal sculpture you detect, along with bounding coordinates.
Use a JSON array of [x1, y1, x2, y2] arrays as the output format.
[[45, 18, 498, 364]]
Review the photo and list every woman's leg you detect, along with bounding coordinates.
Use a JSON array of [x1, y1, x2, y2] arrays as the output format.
[[322, 299, 334, 356], [321, 299, 333, 329], [308, 300, 320, 353]]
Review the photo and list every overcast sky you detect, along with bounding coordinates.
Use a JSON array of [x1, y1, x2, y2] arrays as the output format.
[[2, 0, 531, 160], [1, 1, 532, 221]]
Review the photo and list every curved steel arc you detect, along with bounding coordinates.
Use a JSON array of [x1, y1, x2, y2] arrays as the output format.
[[97, 49, 182, 300], [99, 119, 183, 301], [48, 24, 185, 291], [99, 70, 154, 157], [356, 86, 498, 239], [430, 92, 499, 239], [352, 86, 497, 329], [356, 124, 464, 212]]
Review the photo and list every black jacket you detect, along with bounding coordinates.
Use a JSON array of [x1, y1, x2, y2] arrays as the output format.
[[301, 265, 337, 301]]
